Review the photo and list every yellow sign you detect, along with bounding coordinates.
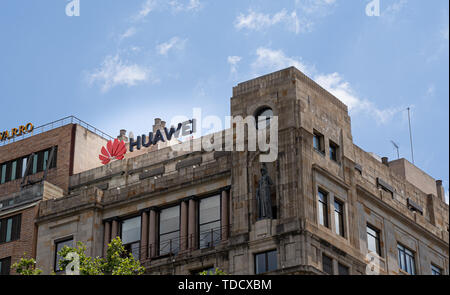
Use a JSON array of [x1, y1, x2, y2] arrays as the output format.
[[0, 123, 34, 141]]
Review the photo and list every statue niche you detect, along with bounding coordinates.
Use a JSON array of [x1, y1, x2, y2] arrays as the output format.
[[255, 163, 274, 220]]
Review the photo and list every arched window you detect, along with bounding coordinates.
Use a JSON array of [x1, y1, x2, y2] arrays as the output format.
[[255, 107, 273, 129]]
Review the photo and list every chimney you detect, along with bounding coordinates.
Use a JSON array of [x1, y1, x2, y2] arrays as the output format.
[[436, 180, 445, 202], [382, 157, 389, 166], [117, 129, 128, 142]]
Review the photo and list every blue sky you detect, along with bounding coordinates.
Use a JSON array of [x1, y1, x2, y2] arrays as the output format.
[[0, 0, 448, 201]]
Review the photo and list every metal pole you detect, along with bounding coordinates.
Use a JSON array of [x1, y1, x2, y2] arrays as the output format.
[[407, 107, 415, 165]]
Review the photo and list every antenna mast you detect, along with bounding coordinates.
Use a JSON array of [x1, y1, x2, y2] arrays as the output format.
[[390, 140, 400, 159]]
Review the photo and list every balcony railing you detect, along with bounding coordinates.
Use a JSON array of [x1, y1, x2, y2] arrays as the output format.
[[0, 116, 114, 147], [120, 224, 230, 262]]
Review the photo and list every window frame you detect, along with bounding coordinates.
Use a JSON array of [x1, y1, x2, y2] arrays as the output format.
[[322, 254, 333, 275], [0, 256, 12, 275], [338, 263, 350, 275], [158, 204, 181, 256], [120, 215, 142, 260], [329, 140, 340, 163], [397, 243, 416, 275], [318, 189, 329, 228], [334, 199, 345, 237], [254, 249, 278, 274], [198, 194, 222, 250], [0, 214, 21, 244], [313, 130, 325, 154], [431, 264, 442, 276], [53, 236, 74, 273], [254, 107, 274, 130], [367, 224, 382, 257]]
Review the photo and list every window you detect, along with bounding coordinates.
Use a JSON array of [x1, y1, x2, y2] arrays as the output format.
[[322, 254, 333, 275], [431, 264, 442, 276], [318, 189, 329, 228], [255, 107, 273, 129], [0, 164, 6, 184], [199, 195, 221, 249], [334, 199, 345, 237], [329, 141, 339, 162], [0, 257, 11, 275], [121, 216, 141, 260], [367, 225, 382, 256], [255, 250, 277, 274], [159, 205, 180, 256], [313, 130, 325, 154], [54, 237, 73, 272], [397, 244, 416, 275], [0, 147, 57, 185], [338, 263, 349, 275], [0, 214, 21, 244]]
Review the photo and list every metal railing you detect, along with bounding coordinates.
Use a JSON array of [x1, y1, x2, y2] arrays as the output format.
[[0, 116, 114, 147], [124, 224, 230, 261]]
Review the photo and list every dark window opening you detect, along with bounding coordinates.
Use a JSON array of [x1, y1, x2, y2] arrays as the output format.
[[322, 254, 333, 275], [329, 140, 339, 162], [159, 205, 180, 256], [199, 195, 221, 249], [431, 264, 442, 276], [255, 250, 277, 274], [338, 263, 349, 275], [313, 130, 325, 154], [0, 214, 21, 244], [0, 257, 11, 275]]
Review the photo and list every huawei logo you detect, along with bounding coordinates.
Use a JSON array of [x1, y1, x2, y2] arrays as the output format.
[[99, 139, 127, 165]]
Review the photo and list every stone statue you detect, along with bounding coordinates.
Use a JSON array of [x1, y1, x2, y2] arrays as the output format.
[[256, 163, 274, 220]]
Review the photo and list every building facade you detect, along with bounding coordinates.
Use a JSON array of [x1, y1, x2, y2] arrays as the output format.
[[31, 67, 448, 275], [0, 117, 111, 274]]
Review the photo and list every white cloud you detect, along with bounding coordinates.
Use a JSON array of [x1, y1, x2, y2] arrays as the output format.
[[156, 37, 187, 55], [135, 0, 157, 20], [119, 27, 137, 41], [251, 47, 402, 125], [382, 0, 408, 23], [445, 190, 449, 204], [87, 55, 154, 92], [169, 0, 202, 12], [252, 47, 310, 75], [235, 0, 335, 34], [227, 56, 242, 74]]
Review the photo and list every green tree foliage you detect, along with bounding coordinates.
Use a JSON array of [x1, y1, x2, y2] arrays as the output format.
[[11, 256, 42, 275], [199, 268, 227, 275], [13, 237, 145, 275]]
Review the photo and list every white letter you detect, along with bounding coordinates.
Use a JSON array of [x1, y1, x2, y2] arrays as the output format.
[[65, 252, 80, 275]]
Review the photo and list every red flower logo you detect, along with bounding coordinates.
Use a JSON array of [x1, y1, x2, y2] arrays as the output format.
[[99, 139, 127, 165]]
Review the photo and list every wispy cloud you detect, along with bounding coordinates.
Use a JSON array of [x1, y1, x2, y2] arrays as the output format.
[[169, 0, 203, 12], [156, 37, 187, 55], [134, 0, 158, 21], [251, 47, 402, 125], [235, 0, 335, 34], [381, 0, 408, 23], [227, 56, 242, 74], [118, 27, 137, 41], [87, 54, 156, 92]]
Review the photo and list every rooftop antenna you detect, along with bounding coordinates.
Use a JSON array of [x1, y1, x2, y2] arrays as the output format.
[[390, 140, 400, 159], [407, 107, 415, 165]]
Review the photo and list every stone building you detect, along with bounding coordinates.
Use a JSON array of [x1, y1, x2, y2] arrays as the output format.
[[0, 117, 111, 274], [34, 67, 448, 275]]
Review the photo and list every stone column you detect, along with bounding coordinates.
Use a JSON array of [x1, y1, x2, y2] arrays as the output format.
[[221, 188, 230, 241], [188, 197, 197, 250], [103, 221, 111, 257], [180, 199, 189, 251], [436, 180, 445, 202], [111, 218, 119, 240], [148, 207, 158, 258], [140, 210, 149, 260]]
